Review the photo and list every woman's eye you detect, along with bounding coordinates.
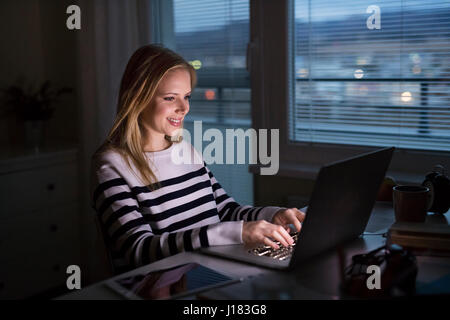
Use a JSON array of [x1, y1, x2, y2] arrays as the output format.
[[185, 95, 191, 100], [163, 97, 175, 101]]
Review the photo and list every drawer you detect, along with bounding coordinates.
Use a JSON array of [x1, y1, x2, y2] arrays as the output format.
[[0, 257, 51, 299], [39, 249, 83, 294], [0, 208, 50, 261], [0, 203, 81, 266], [0, 203, 81, 299], [0, 163, 79, 218], [46, 203, 81, 260], [44, 163, 79, 207], [0, 253, 79, 299]]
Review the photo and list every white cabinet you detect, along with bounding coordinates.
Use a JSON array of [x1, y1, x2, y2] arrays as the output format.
[[0, 147, 81, 299]]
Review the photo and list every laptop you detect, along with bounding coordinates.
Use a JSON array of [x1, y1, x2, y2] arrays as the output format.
[[200, 147, 395, 270]]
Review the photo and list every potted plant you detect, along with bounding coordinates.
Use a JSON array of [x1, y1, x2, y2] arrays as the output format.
[[1, 80, 72, 151]]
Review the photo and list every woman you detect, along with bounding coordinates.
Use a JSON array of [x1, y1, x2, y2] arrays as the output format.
[[91, 44, 305, 272]]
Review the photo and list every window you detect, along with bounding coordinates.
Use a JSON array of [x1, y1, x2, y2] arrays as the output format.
[[156, 0, 253, 204], [173, 0, 250, 126], [292, 0, 450, 151]]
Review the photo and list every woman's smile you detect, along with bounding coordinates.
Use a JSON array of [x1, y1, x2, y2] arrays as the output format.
[[167, 117, 183, 127]]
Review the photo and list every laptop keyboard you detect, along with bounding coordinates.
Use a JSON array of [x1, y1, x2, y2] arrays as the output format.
[[248, 232, 299, 261]]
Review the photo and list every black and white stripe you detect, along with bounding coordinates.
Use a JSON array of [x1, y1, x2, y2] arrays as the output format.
[[90, 141, 283, 271]]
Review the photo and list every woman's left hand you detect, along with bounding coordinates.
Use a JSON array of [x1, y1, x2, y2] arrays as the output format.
[[272, 207, 306, 233]]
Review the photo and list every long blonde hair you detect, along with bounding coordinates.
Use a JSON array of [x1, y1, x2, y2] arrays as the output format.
[[93, 44, 197, 191]]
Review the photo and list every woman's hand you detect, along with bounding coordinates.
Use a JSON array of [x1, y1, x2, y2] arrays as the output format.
[[272, 207, 306, 233], [242, 220, 294, 250]]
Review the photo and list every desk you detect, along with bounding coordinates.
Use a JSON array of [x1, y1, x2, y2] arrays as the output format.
[[59, 202, 450, 300]]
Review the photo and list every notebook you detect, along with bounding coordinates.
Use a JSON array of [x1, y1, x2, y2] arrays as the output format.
[[201, 147, 395, 270]]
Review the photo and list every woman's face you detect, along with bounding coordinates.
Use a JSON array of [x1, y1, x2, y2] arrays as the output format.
[[141, 67, 191, 148]]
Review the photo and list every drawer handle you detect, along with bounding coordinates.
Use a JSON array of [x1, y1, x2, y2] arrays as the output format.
[[47, 183, 55, 191], [50, 224, 58, 232]]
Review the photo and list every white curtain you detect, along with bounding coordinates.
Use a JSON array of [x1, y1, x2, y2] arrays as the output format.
[[75, 0, 152, 284]]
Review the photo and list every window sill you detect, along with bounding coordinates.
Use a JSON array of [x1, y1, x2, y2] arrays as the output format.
[[249, 162, 426, 185]]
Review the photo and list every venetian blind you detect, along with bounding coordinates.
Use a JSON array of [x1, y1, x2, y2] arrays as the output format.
[[292, 0, 450, 151], [173, 0, 250, 126]]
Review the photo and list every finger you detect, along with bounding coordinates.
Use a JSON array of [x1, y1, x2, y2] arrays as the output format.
[[273, 228, 293, 247], [278, 226, 295, 245], [263, 236, 279, 250], [271, 230, 289, 247], [290, 215, 302, 232], [296, 209, 306, 222], [285, 209, 302, 232]]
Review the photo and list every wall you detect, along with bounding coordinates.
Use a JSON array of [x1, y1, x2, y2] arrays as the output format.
[[0, 0, 78, 149]]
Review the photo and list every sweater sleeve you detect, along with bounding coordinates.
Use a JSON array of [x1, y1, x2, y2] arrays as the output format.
[[204, 162, 286, 223], [91, 162, 243, 269]]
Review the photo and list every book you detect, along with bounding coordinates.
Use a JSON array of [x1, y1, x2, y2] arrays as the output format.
[[387, 220, 450, 253]]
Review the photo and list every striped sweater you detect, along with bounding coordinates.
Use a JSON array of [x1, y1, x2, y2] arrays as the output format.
[[91, 140, 284, 271]]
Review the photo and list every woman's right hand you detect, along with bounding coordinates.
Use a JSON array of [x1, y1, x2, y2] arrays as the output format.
[[242, 220, 294, 250]]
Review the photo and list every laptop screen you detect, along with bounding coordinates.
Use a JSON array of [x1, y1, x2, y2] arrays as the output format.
[[109, 263, 238, 300]]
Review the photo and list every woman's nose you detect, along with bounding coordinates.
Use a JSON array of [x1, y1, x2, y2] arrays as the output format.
[[176, 99, 189, 114]]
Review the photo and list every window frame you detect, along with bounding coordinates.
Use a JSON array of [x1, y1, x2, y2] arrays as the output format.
[[249, 0, 450, 182]]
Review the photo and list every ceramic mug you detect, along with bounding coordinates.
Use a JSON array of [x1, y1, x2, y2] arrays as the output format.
[[393, 185, 430, 223]]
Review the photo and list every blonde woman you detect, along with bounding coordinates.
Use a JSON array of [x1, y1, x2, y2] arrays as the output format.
[[91, 44, 305, 273]]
